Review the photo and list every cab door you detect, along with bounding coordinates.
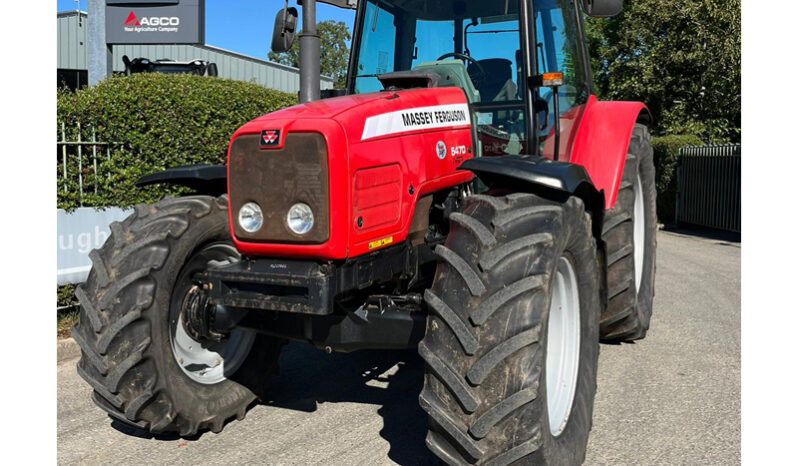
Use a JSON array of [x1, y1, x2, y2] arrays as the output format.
[[532, 0, 592, 161]]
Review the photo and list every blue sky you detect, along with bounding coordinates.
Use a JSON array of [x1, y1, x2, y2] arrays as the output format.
[[56, 0, 356, 60]]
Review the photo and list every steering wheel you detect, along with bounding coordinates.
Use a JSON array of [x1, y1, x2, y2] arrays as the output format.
[[436, 52, 487, 89]]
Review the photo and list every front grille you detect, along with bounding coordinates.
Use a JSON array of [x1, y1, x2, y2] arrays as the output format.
[[228, 132, 329, 243]]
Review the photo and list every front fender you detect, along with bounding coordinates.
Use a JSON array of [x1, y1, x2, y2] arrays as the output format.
[[459, 155, 605, 237], [136, 164, 227, 196], [570, 96, 651, 209]]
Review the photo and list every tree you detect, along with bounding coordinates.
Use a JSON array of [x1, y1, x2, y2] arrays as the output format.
[[585, 0, 741, 143], [268, 20, 351, 89]]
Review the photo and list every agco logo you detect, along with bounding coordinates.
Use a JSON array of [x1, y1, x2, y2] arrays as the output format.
[[260, 130, 281, 148], [123, 11, 180, 30]]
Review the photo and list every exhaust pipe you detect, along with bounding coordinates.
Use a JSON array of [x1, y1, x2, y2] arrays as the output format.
[[299, 0, 320, 103]]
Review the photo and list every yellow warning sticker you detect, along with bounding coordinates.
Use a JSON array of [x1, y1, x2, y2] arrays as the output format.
[[368, 236, 394, 250]]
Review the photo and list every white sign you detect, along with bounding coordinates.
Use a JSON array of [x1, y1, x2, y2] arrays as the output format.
[[361, 103, 471, 141], [57, 207, 132, 285]]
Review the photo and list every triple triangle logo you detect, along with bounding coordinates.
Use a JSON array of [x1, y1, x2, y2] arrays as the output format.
[[260, 130, 281, 147], [124, 11, 140, 27]]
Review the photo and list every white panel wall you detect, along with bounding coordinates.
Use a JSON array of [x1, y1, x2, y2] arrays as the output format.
[[57, 11, 335, 92]]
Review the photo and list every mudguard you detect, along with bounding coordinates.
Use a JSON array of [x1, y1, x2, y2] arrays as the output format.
[[460, 155, 593, 194], [136, 164, 227, 195], [570, 96, 651, 209], [460, 155, 605, 235]]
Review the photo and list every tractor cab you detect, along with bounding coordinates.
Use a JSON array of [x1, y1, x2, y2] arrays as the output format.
[[346, 0, 593, 159]]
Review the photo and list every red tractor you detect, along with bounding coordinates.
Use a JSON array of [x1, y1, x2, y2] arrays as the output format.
[[73, 0, 656, 463]]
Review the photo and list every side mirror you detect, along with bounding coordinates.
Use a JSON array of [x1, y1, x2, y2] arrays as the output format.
[[270, 7, 298, 53], [581, 0, 623, 18]]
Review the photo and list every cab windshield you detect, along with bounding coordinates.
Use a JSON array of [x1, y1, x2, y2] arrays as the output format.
[[353, 0, 523, 103], [351, 0, 526, 155]]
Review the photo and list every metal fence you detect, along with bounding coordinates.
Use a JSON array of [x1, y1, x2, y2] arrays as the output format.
[[57, 122, 123, 205], [677, 144, 741, 233], [57, 122, 131, 285]]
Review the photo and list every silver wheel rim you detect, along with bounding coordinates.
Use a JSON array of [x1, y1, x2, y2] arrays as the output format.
[[170, 243, 256, 385], [633, 172, 645, 292], [546, 255, 581, 437]]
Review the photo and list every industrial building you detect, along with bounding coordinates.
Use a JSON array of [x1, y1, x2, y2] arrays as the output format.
[[57, 10, 334, 93]]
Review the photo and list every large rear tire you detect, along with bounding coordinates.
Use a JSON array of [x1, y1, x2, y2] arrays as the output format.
[[599, 124, 657, 341], [420, 192, 600, 465], [72, 195, 284, 436]]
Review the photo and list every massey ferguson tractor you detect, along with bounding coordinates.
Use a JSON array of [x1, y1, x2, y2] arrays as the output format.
[[73, 0, 656, 463]]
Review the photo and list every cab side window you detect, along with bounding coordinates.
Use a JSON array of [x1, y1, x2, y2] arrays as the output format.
[[534, 0, 590, 159], [354, 2, 397, 94]]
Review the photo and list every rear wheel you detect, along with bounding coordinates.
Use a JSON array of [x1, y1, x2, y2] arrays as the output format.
[[72, 195, 284, 436], [599, 124, 657, 341], [420, 192, 600, 465]]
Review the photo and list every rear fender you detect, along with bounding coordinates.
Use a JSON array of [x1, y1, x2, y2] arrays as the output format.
[[569, 96, 651, 209]]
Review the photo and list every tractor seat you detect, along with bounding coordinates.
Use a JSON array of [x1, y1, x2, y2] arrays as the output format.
[[468, 58, 517, 102]]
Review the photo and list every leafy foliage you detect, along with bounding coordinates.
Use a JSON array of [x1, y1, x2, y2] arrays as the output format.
[[57, 283, 78, 308], [58, 283, 79, 336], [585, 0, 741, 143], [57, 73, 296, 210], [268, 20, 351, 89], [651, 134, 704, 223]]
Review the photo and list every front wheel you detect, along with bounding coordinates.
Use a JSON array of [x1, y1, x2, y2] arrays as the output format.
[[73, 195, 284, 436], [420, 192, 600, 465]]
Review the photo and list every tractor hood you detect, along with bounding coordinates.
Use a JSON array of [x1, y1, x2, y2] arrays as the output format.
[[233, 87, 471, 145], [226, 87, 475, 260]]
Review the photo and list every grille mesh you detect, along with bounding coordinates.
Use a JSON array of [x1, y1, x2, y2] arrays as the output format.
[[228, 132, 329, 243]]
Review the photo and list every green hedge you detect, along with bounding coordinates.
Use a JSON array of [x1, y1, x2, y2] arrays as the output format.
[[57, 74, 296, 311], [57, 283, 77, 309], [652, 134, 704, 224], [57, 73, 297, 211]]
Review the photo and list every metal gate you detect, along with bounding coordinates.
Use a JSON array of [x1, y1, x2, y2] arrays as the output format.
[[677, 144, 741, 233]]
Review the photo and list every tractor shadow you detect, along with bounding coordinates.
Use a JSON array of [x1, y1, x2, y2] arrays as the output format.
[[263, 342, 437, 466], [107, 342, 436, 464]]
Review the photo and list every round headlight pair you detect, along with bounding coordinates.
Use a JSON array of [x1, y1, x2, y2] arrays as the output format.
[[238, 202, 314, 235]]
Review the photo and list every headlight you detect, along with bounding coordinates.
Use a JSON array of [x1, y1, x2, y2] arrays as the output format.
[[287, 203, 314, 235], [238, 202, 263, 233]]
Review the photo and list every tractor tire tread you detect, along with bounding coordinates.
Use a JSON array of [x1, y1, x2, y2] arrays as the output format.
[[599, 123, 657, 342], [72, 195, 276, 438]]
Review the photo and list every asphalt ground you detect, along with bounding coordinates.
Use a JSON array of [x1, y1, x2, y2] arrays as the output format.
[[57, 230, 741, 465]]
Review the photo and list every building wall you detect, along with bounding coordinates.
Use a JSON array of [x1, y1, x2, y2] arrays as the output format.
[[57, 11, 334, 93], [58, 11, 88, 70]]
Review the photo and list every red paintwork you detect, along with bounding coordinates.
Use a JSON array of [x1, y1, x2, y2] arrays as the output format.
[[569, 95, 650, 209], [541, 104, 586, 162], [227, 87, 474, 260], [226, 89, 645, 259], [353, 164, 402, 234]]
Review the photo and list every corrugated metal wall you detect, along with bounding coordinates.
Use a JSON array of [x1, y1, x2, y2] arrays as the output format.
[[57, 11, 334, 93], [58, 11, 88, 70]]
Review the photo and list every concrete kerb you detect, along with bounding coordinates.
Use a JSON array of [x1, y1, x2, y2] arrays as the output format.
[[58, 338, 80, 363]]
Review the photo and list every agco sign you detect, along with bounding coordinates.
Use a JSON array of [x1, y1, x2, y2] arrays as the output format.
[[106, 0, 205, 45], [124, 11, 181, 32]]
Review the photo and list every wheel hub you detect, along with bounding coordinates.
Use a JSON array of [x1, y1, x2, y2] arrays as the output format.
[[169, 243, 255, 385], [180, 284, 225, 343], [546, 255, 581, 437]]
